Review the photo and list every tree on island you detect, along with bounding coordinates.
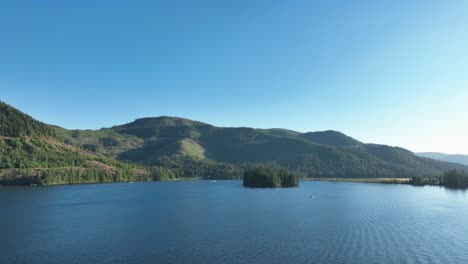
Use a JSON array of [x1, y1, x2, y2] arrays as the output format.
[[243, 166, 299, 188], [410, 175, 425, 186]]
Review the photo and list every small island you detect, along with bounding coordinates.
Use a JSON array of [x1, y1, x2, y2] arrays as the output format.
[[243, 166, 299, 188]]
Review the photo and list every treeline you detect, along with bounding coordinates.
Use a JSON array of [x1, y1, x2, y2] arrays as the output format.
[[1, 158, 295, 186], [1, 167, 116, 186], [155, 155, 243, 180], [243, 165, 300, 188], [442, 169, 468, 188], [0, 166, 182, 186], [410, 169, 468, 189], [0, 101, 56, 138], [286, 153, 416, 179], [0, 156, 244, 186]]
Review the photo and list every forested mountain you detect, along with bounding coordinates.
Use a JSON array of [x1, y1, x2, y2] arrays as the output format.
[[299, 130, 362, 147], [106, 116, 465, 177], [0, 101, 152, 185], [416, 152, 468, 166], [1, 101, 466, 185], [0, 101, 55, 137]]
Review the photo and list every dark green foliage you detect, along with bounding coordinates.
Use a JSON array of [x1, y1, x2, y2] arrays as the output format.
[[54, 127, 144, 159], [0, 101, 55, 137], [0, 102, 150, 185], [0, 166, 152, 186], [410, 175, 425, 186], [81, 144, 98, 153], [155, 156, 243, 180], [299, 130, 362, 147], [99, 137, 119, 148], [259, 128, 301, 138], [149, 166, 176, 181], [442, 169, 468, 188], [0, 137, 88, 169], [407, 170, 468, 189], [243, 166, 299, 188]]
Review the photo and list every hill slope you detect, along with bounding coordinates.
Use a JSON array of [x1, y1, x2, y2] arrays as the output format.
[[299, 130, 362, 147], [0, 101, 152, 185], [0, 101, 55, 138], [108, 117, 466, 177], [416, 152, 468, 166], [1, 101, 466, 185]]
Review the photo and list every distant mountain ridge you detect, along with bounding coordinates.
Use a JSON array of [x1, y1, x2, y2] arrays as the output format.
[[1, 101, 467, 185], [416, 152, 468, 166]]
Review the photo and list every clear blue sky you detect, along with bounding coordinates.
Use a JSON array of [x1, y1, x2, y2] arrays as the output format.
[[1, 0, 467, 154]]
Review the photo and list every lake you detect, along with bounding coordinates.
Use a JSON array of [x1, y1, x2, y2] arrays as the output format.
[[1, 181, 468, 264]]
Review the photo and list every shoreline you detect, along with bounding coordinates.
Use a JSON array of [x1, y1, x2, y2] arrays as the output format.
[[1, 177, 412, 187], [305, 177, 411, 184]]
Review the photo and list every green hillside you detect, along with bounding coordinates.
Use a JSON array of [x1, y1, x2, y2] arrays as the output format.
[[53, 126, 144, 159], [0, 101, 55, 138], [0, 101, 150, 185], [299, 130, 362, 147], [110, 117, 466, 178], [1, 101, 466, 185]]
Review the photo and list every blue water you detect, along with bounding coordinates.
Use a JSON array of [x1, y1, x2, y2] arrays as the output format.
[[1, 181, 468, 264]]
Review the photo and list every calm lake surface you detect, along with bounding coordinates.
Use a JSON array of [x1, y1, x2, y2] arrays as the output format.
[[1, 181, 468, 264]]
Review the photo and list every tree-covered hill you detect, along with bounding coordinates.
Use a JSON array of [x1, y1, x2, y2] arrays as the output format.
[[0, 101, 55, 138], [109, 116, 466, 177], [299, 130, 362, 147], [0, 101, 151, 185], [1, 101, 467, 185]]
